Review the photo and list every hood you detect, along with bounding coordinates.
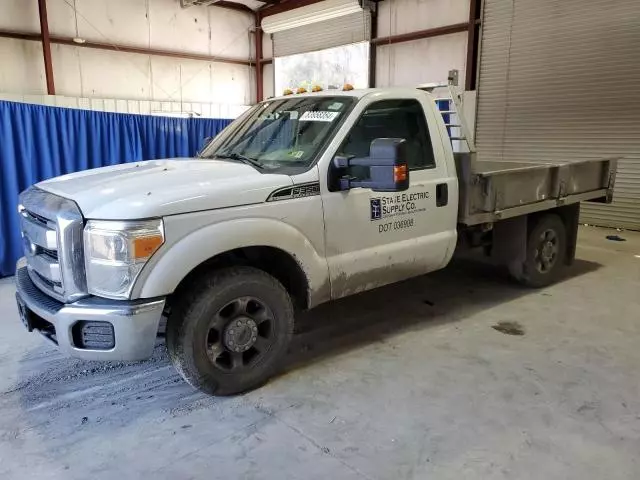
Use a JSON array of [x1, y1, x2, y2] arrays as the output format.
[[37, 158, 293, 219]]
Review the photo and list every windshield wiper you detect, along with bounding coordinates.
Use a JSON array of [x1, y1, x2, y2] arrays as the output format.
[[215, 152, 265, 170]]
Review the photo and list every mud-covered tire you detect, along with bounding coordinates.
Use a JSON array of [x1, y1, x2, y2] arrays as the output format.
[[508, 214, 567, 288], [166, 267, 294, 396]]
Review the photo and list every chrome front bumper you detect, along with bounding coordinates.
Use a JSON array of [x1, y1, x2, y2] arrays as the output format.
[[15, 261, 165, 361]]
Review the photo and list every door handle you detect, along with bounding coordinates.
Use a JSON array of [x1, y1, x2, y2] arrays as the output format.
[[436, 183, 448, 207]]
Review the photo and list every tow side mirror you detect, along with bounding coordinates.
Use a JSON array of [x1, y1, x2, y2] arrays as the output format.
[[333, 138, 409, 192]]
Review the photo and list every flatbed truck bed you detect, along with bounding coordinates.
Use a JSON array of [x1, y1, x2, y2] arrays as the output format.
[[456, 154, 617, 225]]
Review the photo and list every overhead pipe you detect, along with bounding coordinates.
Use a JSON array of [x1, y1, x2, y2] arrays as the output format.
[[259, 0, 325, 18], [180, 0, 253, 13]]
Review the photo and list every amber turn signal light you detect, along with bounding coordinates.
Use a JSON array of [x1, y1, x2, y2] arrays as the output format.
[[133, 235, 164, 260], [393, 164, 408, 183]]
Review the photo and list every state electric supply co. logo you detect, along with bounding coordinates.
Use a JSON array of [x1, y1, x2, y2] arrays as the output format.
[[370, 198, 382, 220], [370, 191, 429, 221]]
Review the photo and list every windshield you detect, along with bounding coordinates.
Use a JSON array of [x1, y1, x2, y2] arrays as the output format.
[[199, 96, 355, 171]]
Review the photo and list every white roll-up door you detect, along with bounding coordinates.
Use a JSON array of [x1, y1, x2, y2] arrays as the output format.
[[475, 0, 640, 230], [272, 11, 371, 57], [262, 0, 371, 58]]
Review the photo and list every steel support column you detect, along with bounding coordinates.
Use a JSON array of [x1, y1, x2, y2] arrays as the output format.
[[368, 6, 377, 88], [465, 0, 481, 91], [255, 11, 264, 102], [38, 0, 55, 95]]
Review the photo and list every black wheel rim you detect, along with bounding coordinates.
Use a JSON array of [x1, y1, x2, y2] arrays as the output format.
[[535, 228, 559, 274], [205, 296, 275, 372]]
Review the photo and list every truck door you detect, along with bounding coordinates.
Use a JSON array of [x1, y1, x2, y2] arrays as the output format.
[[321, 95, 458, 299]]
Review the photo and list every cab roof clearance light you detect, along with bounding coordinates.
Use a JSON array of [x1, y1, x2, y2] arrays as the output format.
[[343, 83, 354, 91]]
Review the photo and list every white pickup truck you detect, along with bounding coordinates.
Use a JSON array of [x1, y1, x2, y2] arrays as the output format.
[[15, 79, 616, 395]]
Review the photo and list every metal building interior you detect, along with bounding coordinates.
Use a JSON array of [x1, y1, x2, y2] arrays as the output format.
[[0, 1, 639, 478]]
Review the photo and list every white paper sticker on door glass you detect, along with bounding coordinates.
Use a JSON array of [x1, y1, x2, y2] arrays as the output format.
[[299, 111, 340, 122]]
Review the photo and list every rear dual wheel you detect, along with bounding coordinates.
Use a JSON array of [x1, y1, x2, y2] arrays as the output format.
[[166, 267, 294, 396], [509, 214, 567, 288]]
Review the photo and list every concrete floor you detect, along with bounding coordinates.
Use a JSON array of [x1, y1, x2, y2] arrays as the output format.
[[1, 226, 639, 480]]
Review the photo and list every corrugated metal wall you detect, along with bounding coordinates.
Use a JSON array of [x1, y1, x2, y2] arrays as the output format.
[[475, 0, 640, 230]]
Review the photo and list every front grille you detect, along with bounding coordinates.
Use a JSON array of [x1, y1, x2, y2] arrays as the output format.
[[30, 268, 63, 295], [19, 187, 87, 303], [41, 248, 58, 260], [23, 208, 50, 227], [20, 208, 63, 300]]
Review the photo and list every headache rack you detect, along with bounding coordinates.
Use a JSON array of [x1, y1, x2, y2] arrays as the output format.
[[417, 69, 476, 153]]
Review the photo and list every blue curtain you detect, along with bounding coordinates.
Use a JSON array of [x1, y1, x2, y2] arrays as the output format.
[[0, 100, 232, 277]]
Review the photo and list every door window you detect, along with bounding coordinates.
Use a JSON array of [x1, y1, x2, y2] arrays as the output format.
[[338, 99, 436, 170]]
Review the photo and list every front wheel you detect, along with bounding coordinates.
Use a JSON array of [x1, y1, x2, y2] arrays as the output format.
[[166, 267, 294, 395], [508, 214, 567, 288]]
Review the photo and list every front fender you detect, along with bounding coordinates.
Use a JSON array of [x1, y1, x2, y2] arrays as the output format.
[[134, 217, 330, 307]]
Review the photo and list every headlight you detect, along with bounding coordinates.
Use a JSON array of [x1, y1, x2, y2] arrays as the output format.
[[84, 219, 164, 299]]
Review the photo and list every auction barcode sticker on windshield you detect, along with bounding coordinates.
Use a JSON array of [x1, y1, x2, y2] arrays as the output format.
[[299, 111, 340, 122]]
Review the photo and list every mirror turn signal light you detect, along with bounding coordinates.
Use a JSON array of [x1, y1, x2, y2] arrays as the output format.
[[394, 164, 408, 183]]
